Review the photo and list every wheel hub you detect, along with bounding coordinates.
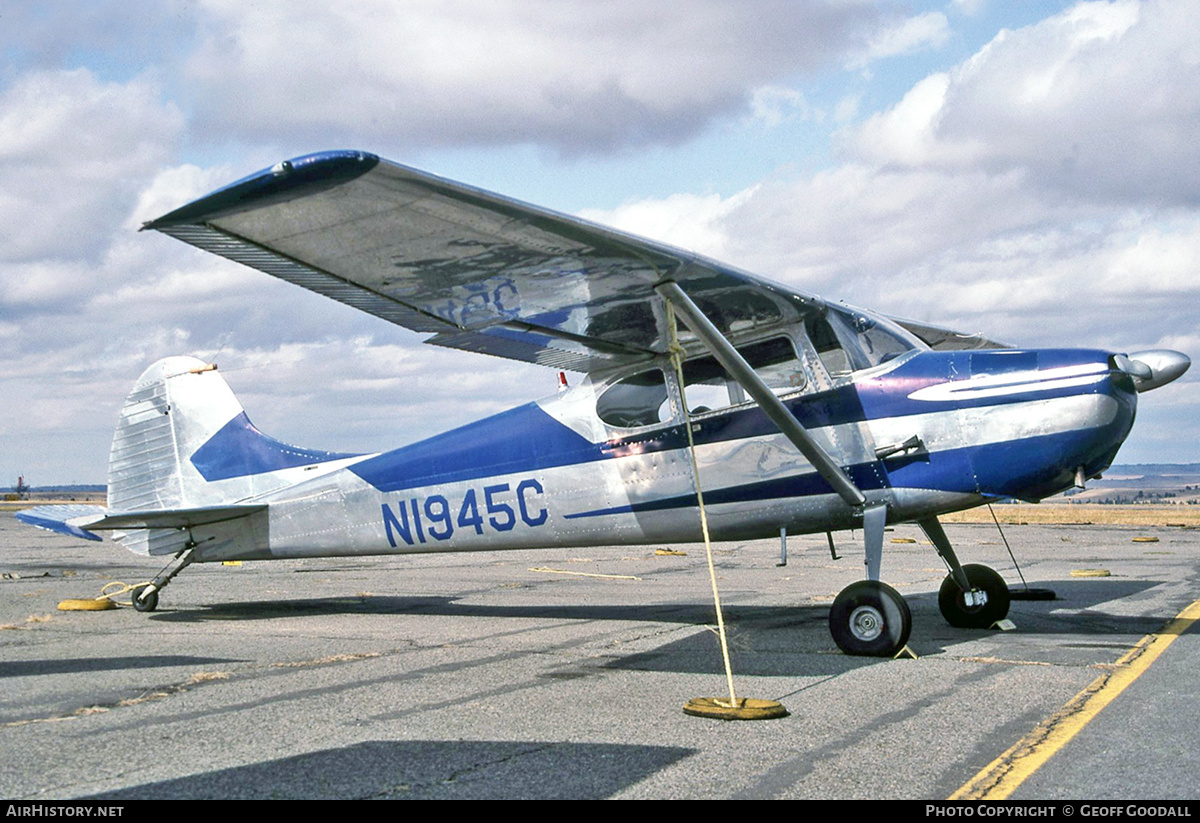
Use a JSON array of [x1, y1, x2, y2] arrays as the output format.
[[963, 589, 988, 609], [848, 605, 884, 641]]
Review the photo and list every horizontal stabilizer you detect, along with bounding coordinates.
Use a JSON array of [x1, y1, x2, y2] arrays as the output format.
[[14, 503, 267, 543], [14, 505, 107, 541], [85, 504, 267, 531]]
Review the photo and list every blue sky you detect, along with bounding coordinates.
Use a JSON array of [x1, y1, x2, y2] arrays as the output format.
[[1, 0, 1196, 484]]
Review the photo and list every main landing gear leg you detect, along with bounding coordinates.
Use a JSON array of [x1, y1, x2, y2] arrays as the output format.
[[918, 516, 1010, 629], [130, 546, 196, 613], [657, 282, 909, 656], [829, 505, 912, 657]]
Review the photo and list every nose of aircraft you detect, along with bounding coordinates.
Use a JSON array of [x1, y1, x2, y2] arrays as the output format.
[[1115, 350, 1191, 392]]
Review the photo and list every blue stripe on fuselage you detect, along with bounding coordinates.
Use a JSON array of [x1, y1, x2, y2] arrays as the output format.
[[855, 348, 1119, 419], [877, 351, 1137, 500], [563, 460, 890, 519], [191, 412, 361, 481], [348, 386, 872, 493], [346, 349, 1129, 496], [564, 416, 1134, 520], [884, 407, 1133, 499], [349, 403, 601, 492]]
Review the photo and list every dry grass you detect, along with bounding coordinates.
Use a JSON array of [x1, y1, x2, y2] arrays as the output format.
[[942, 504, 1200, 527], [271, 652, 381, 669], [186, 671, 232, 684]]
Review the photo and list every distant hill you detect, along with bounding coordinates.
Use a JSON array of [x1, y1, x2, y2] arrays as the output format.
[[1059, 463, 1200, 504], [1089, 463, 1200, 486]]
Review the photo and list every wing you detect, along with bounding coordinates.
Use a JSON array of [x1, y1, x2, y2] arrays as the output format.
[[887, 315, 1009, 351], [144, 150, 992, 371]]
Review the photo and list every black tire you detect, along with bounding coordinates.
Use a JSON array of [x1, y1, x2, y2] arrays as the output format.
[[829, 580, 912, 657], [130, 584, 159, 613], [938, 564, 1010, 628]]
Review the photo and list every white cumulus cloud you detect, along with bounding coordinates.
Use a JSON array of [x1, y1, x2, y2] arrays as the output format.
[[183, 0, 882, 153]]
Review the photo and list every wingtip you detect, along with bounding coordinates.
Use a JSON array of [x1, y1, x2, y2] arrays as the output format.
[[144, 150, 381, 230]]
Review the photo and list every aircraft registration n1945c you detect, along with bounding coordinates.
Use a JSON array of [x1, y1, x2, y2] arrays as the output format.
[[18, 150, 1191, 657]]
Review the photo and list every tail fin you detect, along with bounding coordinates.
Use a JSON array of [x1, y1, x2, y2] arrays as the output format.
[[108, 356, 246, 512], [105, 356, 361, 555]]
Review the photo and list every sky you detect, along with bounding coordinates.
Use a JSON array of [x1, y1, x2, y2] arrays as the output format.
[[1, 0, 1197, 485]]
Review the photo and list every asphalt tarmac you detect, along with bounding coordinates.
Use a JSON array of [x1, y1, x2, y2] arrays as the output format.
[[1, 515, 1197, 800]]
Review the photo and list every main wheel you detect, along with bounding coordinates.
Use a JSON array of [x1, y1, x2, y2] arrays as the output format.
[[829, 580, 912, 657], [938, 564, 1009, 628], [129, 584, 158, 613]]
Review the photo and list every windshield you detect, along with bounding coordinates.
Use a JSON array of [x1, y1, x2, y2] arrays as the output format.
[[806, 308, 917, 378]]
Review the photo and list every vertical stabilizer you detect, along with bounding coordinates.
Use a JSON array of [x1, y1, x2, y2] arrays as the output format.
[[105, 356, 364, 556], [107, 356, 245, 513], [107, 356, 246, 555]]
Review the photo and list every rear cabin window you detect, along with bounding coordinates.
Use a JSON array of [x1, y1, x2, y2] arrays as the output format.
[[596, 368, 671, 428]]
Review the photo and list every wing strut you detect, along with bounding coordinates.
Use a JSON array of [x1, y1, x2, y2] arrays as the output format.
[[655, 280, 867, 509]]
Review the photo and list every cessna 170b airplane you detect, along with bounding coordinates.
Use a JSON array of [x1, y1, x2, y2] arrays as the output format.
[[18, 150, 1190, 657]]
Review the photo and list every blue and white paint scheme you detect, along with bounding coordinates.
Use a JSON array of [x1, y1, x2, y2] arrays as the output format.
[[17, 151, 1189, 656]]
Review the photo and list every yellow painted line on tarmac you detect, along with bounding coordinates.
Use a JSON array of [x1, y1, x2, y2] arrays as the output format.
[[951, 597, 1200, 800]]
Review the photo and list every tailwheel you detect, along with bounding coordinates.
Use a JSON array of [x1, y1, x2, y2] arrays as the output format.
[[129, 584, 159, 613], [829, 580, 911, 657], [127, 546, 194, 614], [938, 563, 1010, 629]]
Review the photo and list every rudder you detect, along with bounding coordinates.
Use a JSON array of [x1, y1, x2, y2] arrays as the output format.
[[107, 356, 247, 555], [107, 356, 245, 513]]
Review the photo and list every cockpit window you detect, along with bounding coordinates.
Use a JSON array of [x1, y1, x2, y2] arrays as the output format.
[[680, 337, 806, 415], [596, 338, 808, 427], [597, 368, 671, 428]]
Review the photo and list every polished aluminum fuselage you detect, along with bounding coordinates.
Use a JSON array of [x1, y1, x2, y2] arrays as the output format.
[[183, 347, 1137, 563]]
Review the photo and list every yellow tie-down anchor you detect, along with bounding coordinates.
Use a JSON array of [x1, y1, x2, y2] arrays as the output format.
[[57, 581, 153, 611]]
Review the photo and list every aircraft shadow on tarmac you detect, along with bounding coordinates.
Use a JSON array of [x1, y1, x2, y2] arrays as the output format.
[[0, 655, 243, 679], [135, 576, 1176, 678], [84, 739, 694, 800]]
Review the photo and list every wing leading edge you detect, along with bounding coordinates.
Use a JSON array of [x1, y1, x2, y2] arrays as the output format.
[[145, 150, 1002, 371]]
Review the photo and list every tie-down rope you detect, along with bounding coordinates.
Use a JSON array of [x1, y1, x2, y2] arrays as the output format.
[[665, 299, 740, 708]]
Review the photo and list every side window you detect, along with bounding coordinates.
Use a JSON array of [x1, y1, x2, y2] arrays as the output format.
[[744, 337, 808, 391], [680, 337, 806, 415], [678, 354, 734, 415], [597, 369, 672, 428]]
